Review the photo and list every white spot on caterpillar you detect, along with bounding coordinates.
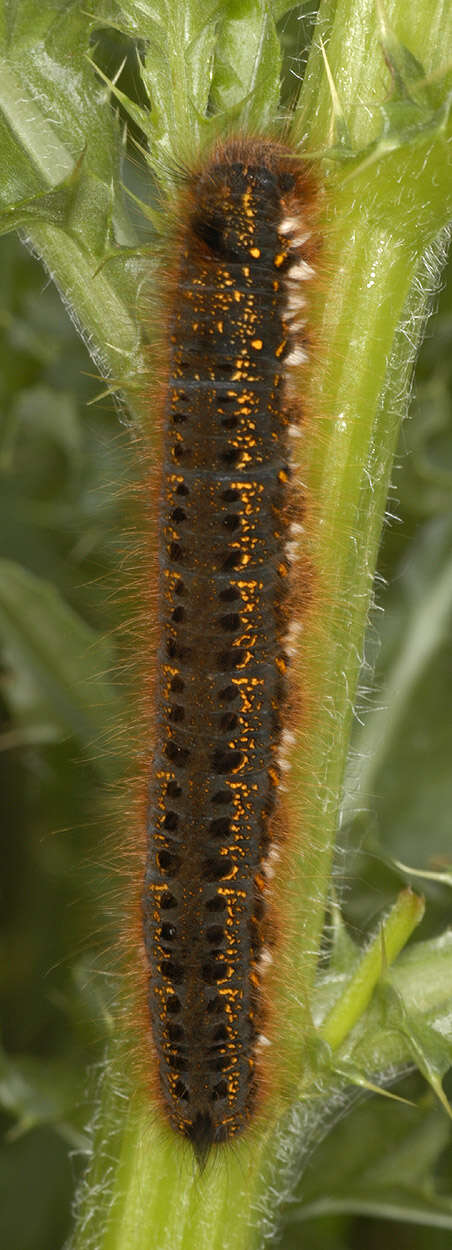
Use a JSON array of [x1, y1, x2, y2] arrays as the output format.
[[286, 302, 305, 318], [286, 619, 303, 643], [287, 291, 304, 310], [295, 229, 311, 245], [286, 347, 308, 366], [288, 261, 315, 281], [257, 1033, 271, 1047], [291, 235, 311, 250], [288, 423, 302, 438], [286, 539, 301, 558], [280, 216, 300, 234]]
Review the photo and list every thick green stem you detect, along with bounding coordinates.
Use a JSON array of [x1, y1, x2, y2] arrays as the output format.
[[279, 230, 422, 1035], [70, 0, 452, 1245], [24, 222, 145, 391]]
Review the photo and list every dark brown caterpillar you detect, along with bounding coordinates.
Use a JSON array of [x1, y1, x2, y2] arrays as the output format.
[[142, 136, 318, 1162]]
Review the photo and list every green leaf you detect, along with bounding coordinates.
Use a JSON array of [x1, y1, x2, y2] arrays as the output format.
[[344, 516, 452, 871], [4, 384, 83, 471], [94, 0, 220, 169], [0, 153, 115, 248], [0, 1, 144, 394], [0, 1044, 86, 1148], [0, 560, 119, 767], [330, 932, 452, 1083], [212, 0, 281, 126], [382, 983, 452, 1116], [288, 1097, 452, 1230]]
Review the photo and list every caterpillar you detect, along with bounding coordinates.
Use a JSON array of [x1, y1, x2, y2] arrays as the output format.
[[140, 135, 318, 1163]]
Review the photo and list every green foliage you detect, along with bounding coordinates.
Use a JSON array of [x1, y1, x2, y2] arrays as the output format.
[[288, 1093, 452, 1232], [343, 260, 452, 927], [0, 560, 118, 757], [0, 1, 451, 1249], [0, 229, 121, 1249]]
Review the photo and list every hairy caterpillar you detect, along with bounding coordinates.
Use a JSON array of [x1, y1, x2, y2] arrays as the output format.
[[140, 136, 318, 1162]]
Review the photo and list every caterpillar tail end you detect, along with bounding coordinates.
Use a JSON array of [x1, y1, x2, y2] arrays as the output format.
[[186, 1112, 216, 1170]]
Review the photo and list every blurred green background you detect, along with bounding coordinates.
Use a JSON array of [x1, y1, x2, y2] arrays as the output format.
[[0, 162, 451, 1250]]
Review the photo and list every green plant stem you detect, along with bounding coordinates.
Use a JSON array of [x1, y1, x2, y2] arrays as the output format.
[[69, 0, 452, 1245], [320, 891, 425, 1051], [277, 228, 426, 1053], [72, 929, 452, 1250], [26, 221, 144, 388]]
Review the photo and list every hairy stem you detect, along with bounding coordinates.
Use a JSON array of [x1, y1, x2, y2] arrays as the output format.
[[69, 0, 452, 1246]]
